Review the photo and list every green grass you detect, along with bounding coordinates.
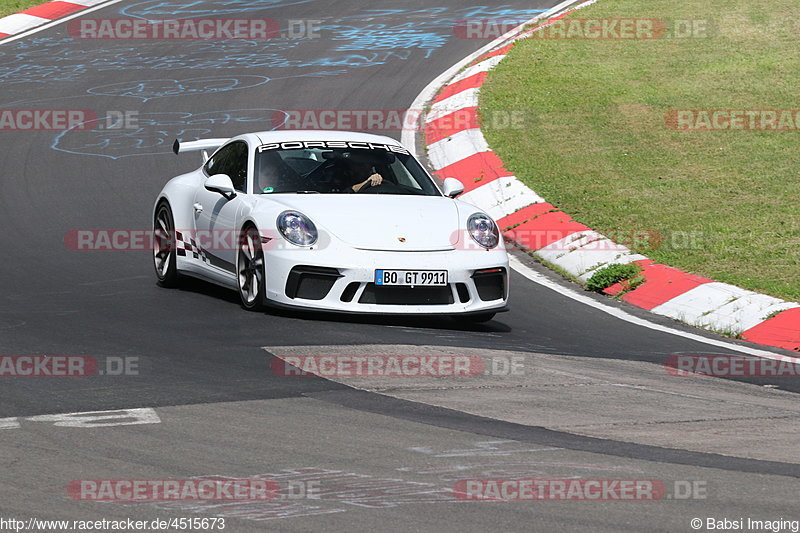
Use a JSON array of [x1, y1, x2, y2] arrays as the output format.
[[0, 0, 44, 18], [480, 0, 800, 302], [585, 263, 642, 293]]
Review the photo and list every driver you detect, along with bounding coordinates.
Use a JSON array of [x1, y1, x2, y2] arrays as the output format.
[[344, 151, 383, 192]]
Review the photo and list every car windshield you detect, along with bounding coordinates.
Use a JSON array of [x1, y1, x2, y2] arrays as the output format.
[[254, 143, 441, 196]]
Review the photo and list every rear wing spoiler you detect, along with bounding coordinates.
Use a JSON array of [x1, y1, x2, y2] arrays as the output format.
[[172, 138, 228, 162]]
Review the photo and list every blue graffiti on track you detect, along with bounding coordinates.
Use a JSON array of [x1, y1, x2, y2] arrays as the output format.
[[323, 6, 546, 55], [0, 38, 412, 85], [1, 6, 545, 86], [120, 0, 313, 20], [326, 23, 447, 57], [87, 75, 272, 101], [0, 4, 548, 159], [52, 108, 290, 159]]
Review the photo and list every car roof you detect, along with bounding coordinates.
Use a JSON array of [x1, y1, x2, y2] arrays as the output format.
[[252, 130, 403, 146]]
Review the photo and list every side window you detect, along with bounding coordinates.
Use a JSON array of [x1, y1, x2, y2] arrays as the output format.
[[203, 145, 230, 177], [227, 142, 249, 192], [203, 141, 249, 192]]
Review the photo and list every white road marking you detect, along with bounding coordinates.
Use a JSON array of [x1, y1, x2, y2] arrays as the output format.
[[1, 408, 160, 429], [409, 441, 561, 457]]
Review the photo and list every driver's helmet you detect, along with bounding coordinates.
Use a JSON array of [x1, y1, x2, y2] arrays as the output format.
[[342, 150, 379, 183]]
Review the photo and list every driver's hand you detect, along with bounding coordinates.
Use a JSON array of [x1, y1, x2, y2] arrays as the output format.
[[366, 173, 383, 187]]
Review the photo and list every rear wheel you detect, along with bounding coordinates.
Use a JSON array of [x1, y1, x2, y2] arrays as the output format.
[[237, 225, 266, 311], [153, 202, 179, 287]]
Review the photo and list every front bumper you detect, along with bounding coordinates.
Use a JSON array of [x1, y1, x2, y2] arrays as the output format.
[[263, 246, 509, 315]]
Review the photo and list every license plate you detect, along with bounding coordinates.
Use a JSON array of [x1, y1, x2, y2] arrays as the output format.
[[375, 270, 448, 286]]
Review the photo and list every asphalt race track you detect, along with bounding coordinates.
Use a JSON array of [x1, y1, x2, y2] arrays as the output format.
[[1, 1, 798, 531]]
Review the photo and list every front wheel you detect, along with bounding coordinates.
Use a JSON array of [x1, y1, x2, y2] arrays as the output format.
[[153, 202, 179, 287], [237, 225, 266, 311]]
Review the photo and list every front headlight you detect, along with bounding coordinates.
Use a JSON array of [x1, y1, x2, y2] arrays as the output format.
[[467, 213, 499, 249], [277, 211, 318, 246]]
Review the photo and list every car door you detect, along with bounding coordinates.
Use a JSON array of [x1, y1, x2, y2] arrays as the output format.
[[192, 140, 249, 275]]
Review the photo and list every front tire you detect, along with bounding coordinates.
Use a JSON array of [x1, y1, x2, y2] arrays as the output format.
[[237, 225, 266, 311], [153, 202, 179, 287]]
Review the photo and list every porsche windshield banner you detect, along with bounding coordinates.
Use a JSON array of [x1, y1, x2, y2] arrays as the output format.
[[258, 141, 410, 154]]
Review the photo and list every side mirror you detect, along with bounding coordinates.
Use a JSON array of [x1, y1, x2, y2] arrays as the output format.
[[442, 177, 465, 198], [204, 174, 237, 200]]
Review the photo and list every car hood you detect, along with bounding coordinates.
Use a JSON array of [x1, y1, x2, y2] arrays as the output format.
[[265, 195, 462, 251]]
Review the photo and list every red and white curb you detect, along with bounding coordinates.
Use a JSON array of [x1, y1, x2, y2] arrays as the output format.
[[0, 0, 107, 40], [406, 0, 800, 352]]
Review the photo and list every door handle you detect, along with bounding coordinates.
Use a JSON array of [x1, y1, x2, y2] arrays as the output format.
[[193, 203, 203, 213]]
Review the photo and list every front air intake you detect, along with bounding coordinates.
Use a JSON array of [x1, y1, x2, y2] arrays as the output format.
[[285, 266, 343, 300]]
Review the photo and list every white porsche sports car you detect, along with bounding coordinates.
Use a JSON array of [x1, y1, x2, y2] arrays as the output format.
[[153, 130, 509, 321]]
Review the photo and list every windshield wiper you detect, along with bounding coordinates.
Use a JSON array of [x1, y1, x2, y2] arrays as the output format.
[[295, 190, 320, 194]]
